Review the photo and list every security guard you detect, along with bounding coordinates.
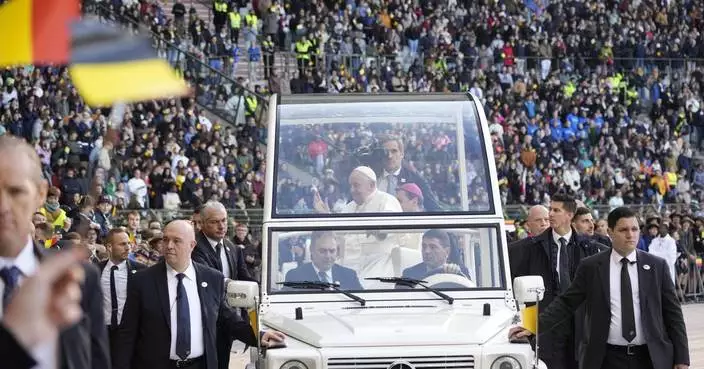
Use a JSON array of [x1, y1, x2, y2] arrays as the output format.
[[262, 35, 275, 79], [228, 5, 241, 44], [245, 93, 258, 119], [295, 34, 312, 75], [213, 0, 229, 34]]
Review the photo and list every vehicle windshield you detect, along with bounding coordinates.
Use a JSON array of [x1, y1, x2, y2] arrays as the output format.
[[268, 225, 505, 293], [273, 99, 493, 217]]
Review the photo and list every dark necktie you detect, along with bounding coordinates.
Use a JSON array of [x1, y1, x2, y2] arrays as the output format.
[[550, 239, 560, 290], [558, 237, 570, 293], [0, 266, 22, 311], [386, 174, 398, 194], [620, 258, 637, 342], [215, 242, 224, 272], [318, 271, 330, 283], [110, 265, 119, 327], [175, 273, 191, 360]]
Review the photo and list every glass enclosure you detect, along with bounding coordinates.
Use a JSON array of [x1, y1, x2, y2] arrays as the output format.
[[273, 99, 493, 217], [269, 225, 505, 293]]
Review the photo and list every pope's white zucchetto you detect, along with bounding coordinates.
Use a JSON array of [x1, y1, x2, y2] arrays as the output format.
[[352, 166, 377, 182]]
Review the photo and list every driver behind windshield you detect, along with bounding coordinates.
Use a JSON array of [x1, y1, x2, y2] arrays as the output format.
[[402, 229, 470, 280], [285, 231, 364, 290]]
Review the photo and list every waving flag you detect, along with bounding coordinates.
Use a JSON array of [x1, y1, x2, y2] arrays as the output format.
[[0, 0, 188, 106], [68, 21, 189, 106], [0, 0, 79, 66]]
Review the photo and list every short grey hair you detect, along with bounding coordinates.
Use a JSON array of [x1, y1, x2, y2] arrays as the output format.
[[200, 201, 227, 219]]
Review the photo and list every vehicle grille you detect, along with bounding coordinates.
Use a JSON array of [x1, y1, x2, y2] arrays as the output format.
[[327, 355, 475, 369]]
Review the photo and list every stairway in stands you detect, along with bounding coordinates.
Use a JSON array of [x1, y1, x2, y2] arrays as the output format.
[[159, 0, 305, 88]]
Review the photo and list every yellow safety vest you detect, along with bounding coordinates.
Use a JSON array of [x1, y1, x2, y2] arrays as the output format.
[[245, 96, 258, 115], [245, 14, 258, 27], [229, 12, 241, 28], [214, 1, 228, 13], [295, 41, 311, 59], [39, 207, 67, 229]]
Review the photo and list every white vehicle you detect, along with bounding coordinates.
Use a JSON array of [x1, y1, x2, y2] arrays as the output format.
[[227, 94, 546, 369]]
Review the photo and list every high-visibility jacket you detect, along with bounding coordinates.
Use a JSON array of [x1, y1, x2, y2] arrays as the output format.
[[245, 96, 258, 116], [295, 40, 312, 60], [229, 11, 241, 29], [39, 207, 67, 229], [214, 1, 228, 13], [245, 13, 258, 27], [213, 1, 227, 13]]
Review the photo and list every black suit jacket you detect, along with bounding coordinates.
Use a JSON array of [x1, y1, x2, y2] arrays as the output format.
[[37, 245, 111, 369], [285, 263, 363, 290], [192, 231, 254, 282], [98, 259, 147, 324], [537, 250, 689, 369], [113, 261, 257, 369], [509, 228, 606, 360], [0, 325, 36, 369], [192, 231, 255, 369]]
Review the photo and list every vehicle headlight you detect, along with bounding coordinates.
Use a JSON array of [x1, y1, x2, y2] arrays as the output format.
[[491, 356, 522, 369], [280, 360, 309, 369]]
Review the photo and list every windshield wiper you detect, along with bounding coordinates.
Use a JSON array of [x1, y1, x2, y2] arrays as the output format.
[[366, 277, 454, 305], [279, 281, 366, 306]]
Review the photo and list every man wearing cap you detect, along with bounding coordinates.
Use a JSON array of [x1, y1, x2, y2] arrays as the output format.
[[94, 195, 114, 239], [314, 166, 402, 214], [396, 183, 424, 212]]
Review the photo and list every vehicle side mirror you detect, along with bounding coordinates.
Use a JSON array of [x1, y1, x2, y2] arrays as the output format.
[[513, 276, 545, 304], [225, 279, 259, 309]]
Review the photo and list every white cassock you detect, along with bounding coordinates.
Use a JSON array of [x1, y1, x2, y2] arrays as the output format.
[[648, 235, 678, 284], [339, 191, 405, 288]]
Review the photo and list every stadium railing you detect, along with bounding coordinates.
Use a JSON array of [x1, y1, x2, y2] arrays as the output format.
[[90, 2, 269, 126]]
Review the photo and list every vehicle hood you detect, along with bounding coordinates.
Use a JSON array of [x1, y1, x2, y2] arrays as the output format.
[[262, 304, 515, 348]]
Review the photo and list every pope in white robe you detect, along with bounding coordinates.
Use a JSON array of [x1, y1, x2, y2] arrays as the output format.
[[649, 232, 678, 284]]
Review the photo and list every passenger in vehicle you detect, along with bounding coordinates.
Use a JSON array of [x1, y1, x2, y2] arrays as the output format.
[[285, 231, 363, 290], [314, 165, 401, 214], [402, 230, 471, 280], [377, 137, 440, 211], [396, 183, 424, 212]]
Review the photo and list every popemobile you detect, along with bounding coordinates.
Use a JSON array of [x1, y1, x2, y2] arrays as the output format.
[[226, 93, 548, 369]]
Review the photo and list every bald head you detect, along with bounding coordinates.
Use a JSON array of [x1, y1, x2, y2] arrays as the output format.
[[200, 201, 228, 240], [525, 205, 549, 235], [162, 220, 197, 272]]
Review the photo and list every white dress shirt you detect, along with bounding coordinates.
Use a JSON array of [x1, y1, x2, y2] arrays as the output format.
[[207, 236, 231, 279], [100, 260, 128, 326], [167, 261, 205, 359], [648, 235, 678, 284], [607, 249, 645, 345], [552, 229, 573, 278], [0, 239, 56, 369]]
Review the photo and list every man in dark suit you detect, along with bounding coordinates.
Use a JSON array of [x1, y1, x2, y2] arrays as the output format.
[[0, 136, 110, 369], [509, 193, 606, 369], [402, 229, 471, 280], [98, 228, 147, 360], [510, 207, 689, 369], [114, 220, 285, 369], [0, 248, 89, 369], [377, 137, 440, 211], [285, 231, 363, 290], [191, 201, 254, 369]]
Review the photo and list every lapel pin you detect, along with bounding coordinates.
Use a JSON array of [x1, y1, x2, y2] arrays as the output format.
[[201, 282, 208, 288], [131, 270, 136, 274], [643, 265, 651, 270]]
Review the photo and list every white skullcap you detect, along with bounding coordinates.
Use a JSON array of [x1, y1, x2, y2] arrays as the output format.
[[352, 166, 377, 182]]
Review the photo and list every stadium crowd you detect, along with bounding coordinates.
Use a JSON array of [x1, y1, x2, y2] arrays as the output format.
[[1, 0, 704, 293]]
